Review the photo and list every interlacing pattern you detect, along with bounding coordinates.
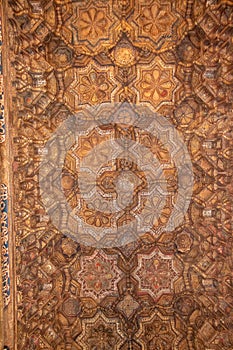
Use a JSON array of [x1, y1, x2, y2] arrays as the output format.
[[2, 0, 233, 349]]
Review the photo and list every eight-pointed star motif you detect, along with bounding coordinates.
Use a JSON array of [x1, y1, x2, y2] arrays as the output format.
[[139, 3, 177, 43], [76, 5, 112, 46]]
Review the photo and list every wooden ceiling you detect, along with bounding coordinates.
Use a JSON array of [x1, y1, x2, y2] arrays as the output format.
[[0, 0, 233, 349]]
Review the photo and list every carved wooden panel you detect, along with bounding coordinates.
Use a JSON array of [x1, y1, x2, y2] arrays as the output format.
[[1, 0, 233, 349]]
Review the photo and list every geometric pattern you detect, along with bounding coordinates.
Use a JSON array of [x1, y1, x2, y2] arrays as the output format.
[[134, 248, 181, 300], [74, 250, 122, 300], [135, 57, 177, 110], [76, 312, 125, 350], [136, 311, 178, 349], [1, 0, 233, 349], [64, 63, 116, 110]]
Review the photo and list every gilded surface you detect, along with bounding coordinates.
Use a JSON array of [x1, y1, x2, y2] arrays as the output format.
[[1, 0, 233, 349]]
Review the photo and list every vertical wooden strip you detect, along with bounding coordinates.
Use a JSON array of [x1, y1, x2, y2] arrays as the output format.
[[0, 1, 5, 347], [1, 0, 16, 348]]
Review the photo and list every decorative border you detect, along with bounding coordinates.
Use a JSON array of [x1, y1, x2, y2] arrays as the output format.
[[0, 7, 10, 308], [0, 183, 10, 307], [0, 3, 14, 347]]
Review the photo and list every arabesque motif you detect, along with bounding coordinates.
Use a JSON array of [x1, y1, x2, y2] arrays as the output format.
[[1, 0, 233, 349]]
